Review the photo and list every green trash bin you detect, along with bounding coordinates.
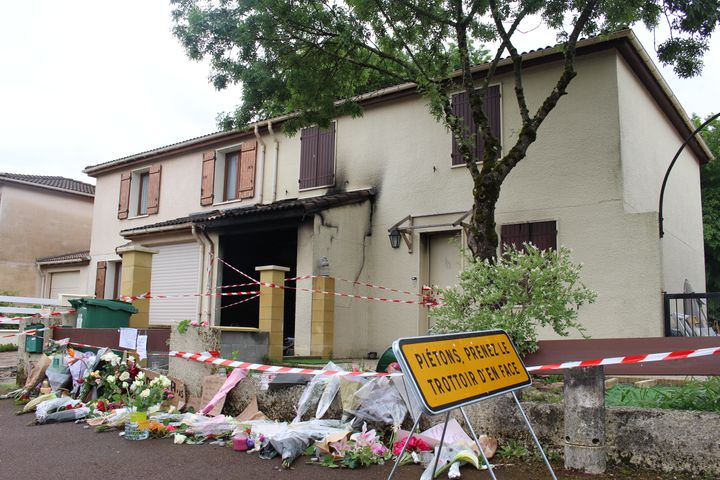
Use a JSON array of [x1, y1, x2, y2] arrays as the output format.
[[69, 298, 138, 328], [24, 323, 45, 353]]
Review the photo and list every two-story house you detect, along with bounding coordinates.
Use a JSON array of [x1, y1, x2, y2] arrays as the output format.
[[0, 173, 95, 298], [83, 30, 711, 358]]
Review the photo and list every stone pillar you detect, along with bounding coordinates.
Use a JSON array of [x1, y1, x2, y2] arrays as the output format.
[[311, 276, 334, 358], [255, 265, 289, 361], [117, 244, 158, 329], [564, 366, 606, 474]]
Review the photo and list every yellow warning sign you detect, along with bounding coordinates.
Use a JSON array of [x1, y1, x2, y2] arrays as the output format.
[[393, 330, 531, 414]]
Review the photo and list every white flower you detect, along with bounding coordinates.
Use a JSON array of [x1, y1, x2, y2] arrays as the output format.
[[173, 433, 187, 445], [122, 381, 129, 389], [119, 371, 130, 382], [136, 371, 145, 381], [161, 376, 171, 388], [128, 356, 136, 363], [106, 375, 116, 384], [140, 389, 151, 398]]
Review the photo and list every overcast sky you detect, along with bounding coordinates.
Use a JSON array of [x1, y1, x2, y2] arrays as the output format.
[[1, 2, 718, 185]]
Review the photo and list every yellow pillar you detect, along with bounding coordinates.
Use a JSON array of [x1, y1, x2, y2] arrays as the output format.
[[256, 265, 289, 361], [311, 276, 334, 358], [117, 244, 158, 329]]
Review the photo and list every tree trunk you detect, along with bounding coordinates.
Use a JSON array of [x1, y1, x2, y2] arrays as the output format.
[[466, 174, 501, 261]]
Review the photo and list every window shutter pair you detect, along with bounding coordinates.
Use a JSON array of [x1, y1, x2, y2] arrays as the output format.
[[116, 165, 162, 218], [300, 124, 335, 189], [200, 140, 257, 205], [451, 85, 501, 166], [500, 221, 557, 252]]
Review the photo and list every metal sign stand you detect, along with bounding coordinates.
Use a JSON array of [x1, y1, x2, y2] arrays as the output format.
[[387, 392, 557, 480]]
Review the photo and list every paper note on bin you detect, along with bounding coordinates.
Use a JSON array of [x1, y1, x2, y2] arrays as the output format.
[[118, 327, 138, 350]]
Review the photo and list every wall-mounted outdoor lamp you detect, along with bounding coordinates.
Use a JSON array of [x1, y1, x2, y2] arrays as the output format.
[[388, 228, 402, 249]]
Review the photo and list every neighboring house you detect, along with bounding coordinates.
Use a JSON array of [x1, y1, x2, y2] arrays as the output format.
[[83, 30, 711, 358], [0, 173, 95, 298], [36, 251, 91, 303]]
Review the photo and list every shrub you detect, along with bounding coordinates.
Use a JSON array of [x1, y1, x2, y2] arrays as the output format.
[[430, 244, 596, 356]]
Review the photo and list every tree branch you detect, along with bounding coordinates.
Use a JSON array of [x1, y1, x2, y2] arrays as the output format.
[[489, 0, 530, 124]]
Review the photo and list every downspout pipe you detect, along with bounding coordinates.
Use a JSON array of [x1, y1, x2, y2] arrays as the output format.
[[191, 225, 205, 323], [254, 124, 266, 204], [659, 112, 719, 238], [268, 121, 280, 203], [200, 226, 216, 325]]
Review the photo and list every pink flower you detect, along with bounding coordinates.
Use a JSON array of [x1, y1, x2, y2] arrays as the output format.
[[166, 425, 176, 432], [371, 443, 387, 456], [190, 320, 199, 327], [200, 321, 209, 327], [351, 422, 378, 448]]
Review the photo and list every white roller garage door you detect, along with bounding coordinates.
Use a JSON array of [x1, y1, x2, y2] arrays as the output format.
[[49, 271, 81, 300], [149, 243, 200, 326]]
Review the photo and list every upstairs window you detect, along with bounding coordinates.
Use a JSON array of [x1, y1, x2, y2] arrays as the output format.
[[137, 171, 150, 215], [224, 151, 240, 201], [200, 140, 257, 206], [500, 221, 557, 252], [451, 85, 501, 166], [299, 123, 336, 190], [117, 165, 161, 219]]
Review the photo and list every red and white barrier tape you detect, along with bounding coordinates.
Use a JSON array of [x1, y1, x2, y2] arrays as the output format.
[[285, 275, 427, 298], [216, 256, 261, 285], [1, 326, 57, 339], [258, 281, 440, 306], [215, 256, 441, 305], [169, 351, 402, 377], [0, 310, 75, 324], [121, 291, 260, 301], [172, 345, 720, 377], [220, 294, 261, 310], [525, 346, 720, 372]]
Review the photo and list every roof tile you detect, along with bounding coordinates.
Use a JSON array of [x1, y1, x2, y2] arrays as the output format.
[[0, 173, 95, 196]]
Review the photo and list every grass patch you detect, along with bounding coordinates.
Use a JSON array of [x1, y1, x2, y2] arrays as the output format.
[[606, 377, 720, 413], [281, 357, 338, 366], [0, 344, 18, 352]]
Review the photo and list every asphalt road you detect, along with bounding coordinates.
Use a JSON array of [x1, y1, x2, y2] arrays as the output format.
[[0, 399, 507, 480]]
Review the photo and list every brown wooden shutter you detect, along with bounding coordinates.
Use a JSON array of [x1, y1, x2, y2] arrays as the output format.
[[529, 221, 557, 251], [451, 91, 471, 166], [238, 140, 257, 199], [451, 85, 501, 166], [201, 151, 216, 206], [146, 165, 162, 215], [501, 223, 528, 252], [299, 126, 319, 189], [118, 172, 131, 219], [316, 123, 336, 187], [95, 261, 107, 299], [501, 221, 557, 253]]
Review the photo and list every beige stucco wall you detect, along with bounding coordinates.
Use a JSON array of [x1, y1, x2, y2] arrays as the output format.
[[0, 183, 93, 297], [87, 47, 705, 357], [616, 56, 706, 295]]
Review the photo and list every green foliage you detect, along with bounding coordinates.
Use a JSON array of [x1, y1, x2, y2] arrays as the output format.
[[170, 0, 718, 259], [177, 319, 191, 334], [431, 245, 596, 356], [694, 114, 720, 293], [498, 438, 535, 461], [0, 344, 18, 352], [606, 378, 720, 413]]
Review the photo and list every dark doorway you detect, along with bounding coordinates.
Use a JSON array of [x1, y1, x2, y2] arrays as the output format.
[[218, 227, 297, 338]]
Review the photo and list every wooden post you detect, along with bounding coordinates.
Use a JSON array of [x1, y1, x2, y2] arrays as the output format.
[[564, 365, 606, 474]]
